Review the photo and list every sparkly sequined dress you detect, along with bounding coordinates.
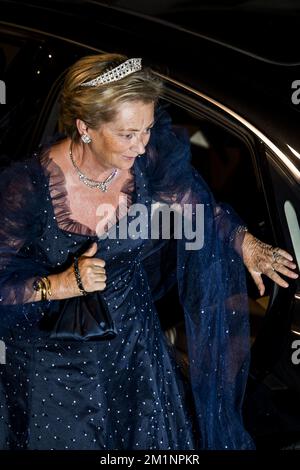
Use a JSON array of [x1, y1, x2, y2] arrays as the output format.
[[0, 108, 254, 450]]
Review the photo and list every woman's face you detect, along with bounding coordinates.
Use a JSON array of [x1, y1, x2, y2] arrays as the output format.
[[84, 100, 155, 171]]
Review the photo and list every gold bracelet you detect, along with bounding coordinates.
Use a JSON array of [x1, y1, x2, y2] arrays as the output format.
[[41, 276, 52, 298], [33, 277, 51, 301]]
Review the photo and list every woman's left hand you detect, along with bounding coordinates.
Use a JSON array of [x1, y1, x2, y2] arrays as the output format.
[[241, 232, 299, 296]]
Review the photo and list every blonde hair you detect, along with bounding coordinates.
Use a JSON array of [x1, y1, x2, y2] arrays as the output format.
[[59, 53, 163, 142]]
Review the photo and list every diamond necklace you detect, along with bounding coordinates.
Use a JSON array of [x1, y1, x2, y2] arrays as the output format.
[[69, 144, 118, 192]]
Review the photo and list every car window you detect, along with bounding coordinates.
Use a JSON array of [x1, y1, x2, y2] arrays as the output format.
[[0, 38, 20, 74], [0, 34, 49, 166], [0, 32, 87, 168]]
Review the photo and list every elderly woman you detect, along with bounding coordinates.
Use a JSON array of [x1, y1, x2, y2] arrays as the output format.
[[0, 54, 297, 451]]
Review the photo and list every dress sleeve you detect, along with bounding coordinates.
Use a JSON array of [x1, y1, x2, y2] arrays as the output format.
[[0, 159, 46, 305], [142, 105, 254, 449]]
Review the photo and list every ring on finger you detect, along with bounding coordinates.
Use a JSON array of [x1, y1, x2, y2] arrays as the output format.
[[271, 262, 276, 271], [272, 248, 280, 261]]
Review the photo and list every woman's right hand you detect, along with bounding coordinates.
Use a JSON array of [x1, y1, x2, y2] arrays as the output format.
[[74, 242, 107, 294], [49, 242, 107, 299]]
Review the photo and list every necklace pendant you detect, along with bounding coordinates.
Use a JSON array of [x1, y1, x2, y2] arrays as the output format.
[[99, 182, 107, 192]]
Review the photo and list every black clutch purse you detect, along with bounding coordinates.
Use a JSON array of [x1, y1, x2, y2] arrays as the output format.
[[49, 291, 117, 341]]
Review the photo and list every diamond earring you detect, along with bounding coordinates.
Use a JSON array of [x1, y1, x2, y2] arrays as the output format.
[[81, 133, 92, 144]]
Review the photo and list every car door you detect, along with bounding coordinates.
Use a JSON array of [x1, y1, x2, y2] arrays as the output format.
[[155, 79, 300, 447]]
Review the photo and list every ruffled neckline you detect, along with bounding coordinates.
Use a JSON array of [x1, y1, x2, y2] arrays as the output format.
[[38, 146, 139, 238]]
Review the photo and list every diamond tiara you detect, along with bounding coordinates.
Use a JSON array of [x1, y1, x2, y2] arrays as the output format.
[[80, 58, 142, 87]]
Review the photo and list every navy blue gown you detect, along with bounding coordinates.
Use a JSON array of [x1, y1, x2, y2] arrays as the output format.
[[0, 107, 254, 450]]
